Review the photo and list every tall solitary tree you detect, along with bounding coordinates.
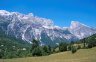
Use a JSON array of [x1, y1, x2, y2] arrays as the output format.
[[31, 39, 39, 50]]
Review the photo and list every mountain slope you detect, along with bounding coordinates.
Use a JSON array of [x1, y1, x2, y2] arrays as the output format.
[[0, 10, 96, 46], [0, 30, 30, 48], [69, 21, 96, 39]]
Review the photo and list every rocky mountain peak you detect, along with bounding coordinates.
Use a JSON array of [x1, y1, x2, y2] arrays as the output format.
[[0, 10, 96, 46]]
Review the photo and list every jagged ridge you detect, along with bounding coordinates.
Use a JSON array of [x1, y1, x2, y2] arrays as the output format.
[[0, 10, 96, 46]]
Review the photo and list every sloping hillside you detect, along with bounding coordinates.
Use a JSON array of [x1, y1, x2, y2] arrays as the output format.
[[0, 31, 31, 58], [0, 31, 30, 48], [0, 47, 96, 62]]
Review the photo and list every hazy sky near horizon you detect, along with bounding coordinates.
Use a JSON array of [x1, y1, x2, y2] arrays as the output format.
[[0, 0, 96, 27]]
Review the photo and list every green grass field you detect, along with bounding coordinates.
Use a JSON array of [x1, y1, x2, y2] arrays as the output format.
[[0, 47, 96, 62]]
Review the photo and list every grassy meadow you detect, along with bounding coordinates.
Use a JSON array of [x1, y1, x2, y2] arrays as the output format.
[[0, 47, 96, 62]]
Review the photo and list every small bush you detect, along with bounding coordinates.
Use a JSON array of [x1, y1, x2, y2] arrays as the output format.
[[88, 43, 92, 48], [71, 46, 77, 54], [32, 46, 44, 56], [77, 45, 81, 49], [59, 42, 68, 52]]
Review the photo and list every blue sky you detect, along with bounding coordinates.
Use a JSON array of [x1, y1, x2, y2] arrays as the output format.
[[0, 0, 96, 27]]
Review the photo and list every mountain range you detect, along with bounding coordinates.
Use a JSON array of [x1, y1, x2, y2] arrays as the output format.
[[0, 10, 96, 46]]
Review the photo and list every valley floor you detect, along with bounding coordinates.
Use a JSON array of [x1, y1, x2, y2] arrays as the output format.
[[0, 47, 96, 62]]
